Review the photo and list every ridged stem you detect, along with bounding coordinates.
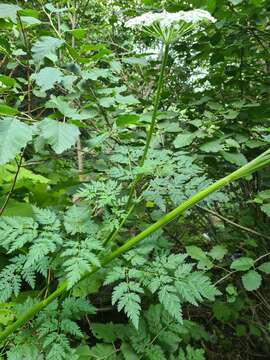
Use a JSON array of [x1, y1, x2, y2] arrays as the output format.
[[0, 148, 269, 343], [125, 43, 170, 210]]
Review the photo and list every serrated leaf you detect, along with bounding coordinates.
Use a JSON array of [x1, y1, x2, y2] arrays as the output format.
[[221, 151, 247, 166], [39, 118, 80, 154], [258, 262, 270, 274], [0, 4, 21, 22], [46, 95, 89, 119], [231, 257, 254, 271], [32, 36, 64, 65], [186, 246, 208, 261], [115, 94, 139, 105], [32, 67, 63, 92], [241, 270, 262, 291], [0, 118, 32, 164], [200, 138, 224, 153], [173, 133, 194, 148], [209, 245, 228, 260]]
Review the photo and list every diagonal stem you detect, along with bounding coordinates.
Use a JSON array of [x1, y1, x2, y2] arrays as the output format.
[[0, 148, 269, 343]]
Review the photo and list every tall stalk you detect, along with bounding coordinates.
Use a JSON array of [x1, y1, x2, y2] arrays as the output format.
[[126, 43, 169, 209], [0, 149, 269, 343], [103, 44, 170, 247]]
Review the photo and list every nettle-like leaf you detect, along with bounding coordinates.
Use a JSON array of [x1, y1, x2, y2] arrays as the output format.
[[45, 95, 90, 120], [32, 67, 63, 92], [31, 36, 64, 65], [241, 270, 262, 291], [0, 118, 32, 164], [39, 118, 80, 154], [0, 3, 21, 22], [230, 257, 254, 271]]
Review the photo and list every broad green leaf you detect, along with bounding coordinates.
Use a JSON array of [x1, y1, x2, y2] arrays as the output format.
[[0, 4, 21, 22], [31, 36, 64, 65], [39, 118, 80, 154], [32, 67, 63, 92], [99, 97, 115, 108], [241, 270, 262, 291], [186, 246, 213, 269], [257, 190, 270, 200], [121, 343, 138, 360], [91, 322, 118, 343], [116, 114, 140, 127], [1, 200, 33, 217], [209, 245, 228, 260], [88, 344, 118, 359], [46, 95, 90, 119], [82, 68, 110, 80], [0, 75, 17, 87], [0, 118, 32, 164], [173, 133, 194, 148], [21, 16, 41, 26], [231, 257, 254, 271], [123, 57, 148, 66], [224, 110, 239, 119], [75, 345, 92, 360], [0, 104, 18, 116], [186, 246, 207, 261], [221, 151, 247, 166], [0, 163, 49, 186], [258, 262, 270, 274], [115, 94, 139, 105], [200, 138, 224, 153], [261, 203, 270, 216]]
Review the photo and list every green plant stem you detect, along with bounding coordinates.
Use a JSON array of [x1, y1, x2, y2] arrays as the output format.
[[104, 44, 169, 247], [0, 148, 269, 343], [103, 203, 135, 246], [125, 44, 169, 210]]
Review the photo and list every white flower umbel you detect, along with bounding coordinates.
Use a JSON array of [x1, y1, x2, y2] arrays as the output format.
[[126, 9, 216, 44]]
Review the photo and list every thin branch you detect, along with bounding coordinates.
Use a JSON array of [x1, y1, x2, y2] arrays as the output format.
[[0, 151, 24, 216], [196, 205, 270, 241]]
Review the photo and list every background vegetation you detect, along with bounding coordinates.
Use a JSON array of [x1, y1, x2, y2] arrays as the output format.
[[0, 0, 270, 359]]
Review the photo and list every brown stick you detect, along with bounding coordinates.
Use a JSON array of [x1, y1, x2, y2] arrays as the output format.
[[197, 205, 270, 241]]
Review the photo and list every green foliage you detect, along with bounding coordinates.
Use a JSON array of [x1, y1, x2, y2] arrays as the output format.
[[31, 36, 64, 65], [0, 0, 270, 358], [105, 253, 220, 327], [0, 118, 32, 164], [39, 119, 80, 154]]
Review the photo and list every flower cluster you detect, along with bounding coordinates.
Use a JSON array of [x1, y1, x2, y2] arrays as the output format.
[[125, 9, 216, 44]]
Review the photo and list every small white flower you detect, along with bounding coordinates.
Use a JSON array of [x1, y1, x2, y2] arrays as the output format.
[[125, 12, 163, 29], [125, 9, 216, 44]]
